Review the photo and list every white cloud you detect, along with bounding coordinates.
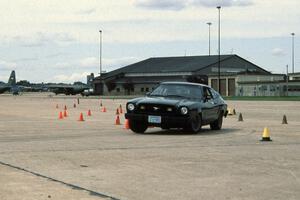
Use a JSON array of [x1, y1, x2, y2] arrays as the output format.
[[191, 0, 254, 7], [8, 32, 76, 47], [0, 60, 17, 70], [272, 48, 285, 56], [135, 0, 187, 10], [75, 8, 97, 15], [80, 57, 99, 68], [134, 0, 254, 10], [54, 62, 72, 69], [52, 72, 90, 83]]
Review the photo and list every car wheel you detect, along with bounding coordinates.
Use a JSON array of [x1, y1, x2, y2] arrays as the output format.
[[129, 120, 148, 133], [186, 114, 202, 133], [210, 112, 223, 130]]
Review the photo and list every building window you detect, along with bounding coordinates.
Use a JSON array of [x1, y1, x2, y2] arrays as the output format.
[[141, 88, 144, 92], [116, 88, 120, 92], [145, 87, 149, 92]]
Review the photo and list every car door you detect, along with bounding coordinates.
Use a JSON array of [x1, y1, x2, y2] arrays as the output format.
[[201, 86, 215, 124], [208, 88, 221, 121]]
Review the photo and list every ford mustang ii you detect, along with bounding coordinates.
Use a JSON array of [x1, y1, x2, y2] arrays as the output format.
[[125, 82, 227, 133]]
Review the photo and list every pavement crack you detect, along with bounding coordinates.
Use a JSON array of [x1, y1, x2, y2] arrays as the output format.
[[0, 160, 121, 200]]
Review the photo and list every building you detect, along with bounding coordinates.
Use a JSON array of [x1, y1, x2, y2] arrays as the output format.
[[289, 72, 300, 80], [93, 54, 291, 96]]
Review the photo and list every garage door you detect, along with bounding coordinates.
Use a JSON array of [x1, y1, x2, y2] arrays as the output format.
[[228, 78, 236, 96]]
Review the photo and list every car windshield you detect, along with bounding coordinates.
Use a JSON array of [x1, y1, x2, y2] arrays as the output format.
[[150, 84, 202, 99]]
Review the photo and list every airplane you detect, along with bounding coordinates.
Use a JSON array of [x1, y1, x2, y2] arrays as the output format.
[[0, 71, 20, 95], [47, 73, 94, 96], [47, 84, 92, 96]]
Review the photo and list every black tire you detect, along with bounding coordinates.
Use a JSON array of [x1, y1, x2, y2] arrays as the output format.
[[129, 120, 148, 133], [210, 112, 223, 130], [186, 114, 202, 133]]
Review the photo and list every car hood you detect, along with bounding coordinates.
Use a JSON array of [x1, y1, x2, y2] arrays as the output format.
[[130, 96, 196, 107]]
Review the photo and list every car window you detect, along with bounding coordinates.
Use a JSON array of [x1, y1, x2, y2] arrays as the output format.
[[210, 88, 220, 99], [203, 87, 213, 99]]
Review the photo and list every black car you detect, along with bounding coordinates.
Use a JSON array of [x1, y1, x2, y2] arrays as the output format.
[[125, 82, 228, 133]]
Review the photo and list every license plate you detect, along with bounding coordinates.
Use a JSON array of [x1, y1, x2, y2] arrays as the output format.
[[148, 115, 161, 124]]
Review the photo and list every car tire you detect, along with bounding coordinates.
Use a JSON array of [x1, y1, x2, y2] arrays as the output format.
[[186, 114, 202, 133], [129, 120, 148, 133], [210, 112, 223, 130]]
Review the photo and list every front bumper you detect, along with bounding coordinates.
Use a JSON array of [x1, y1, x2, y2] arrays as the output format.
[[125, 113, 190, 128]]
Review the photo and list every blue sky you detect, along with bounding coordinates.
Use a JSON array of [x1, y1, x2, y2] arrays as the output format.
[[0, 0, 299, 83]]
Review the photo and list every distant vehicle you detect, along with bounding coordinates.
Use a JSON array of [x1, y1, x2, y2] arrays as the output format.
[[125, 82, 228, 133], [47, 84, 91, 96], [0, 71, 20, 95], [81, 88, 94, 97]]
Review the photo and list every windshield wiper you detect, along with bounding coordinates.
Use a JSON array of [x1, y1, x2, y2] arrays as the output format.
[[149, 94, 163, 97]]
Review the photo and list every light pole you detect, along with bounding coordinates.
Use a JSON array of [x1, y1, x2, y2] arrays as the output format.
[[99, 30, 102, 76], [207, 22, 212, 56], [286, 65, 289, 96], [291, 33, 295, 73], [217, 6, 221, 94]]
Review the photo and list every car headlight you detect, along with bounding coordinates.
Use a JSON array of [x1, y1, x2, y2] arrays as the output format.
[[180, 107, 188, 115], [127, 103, 135, 111]]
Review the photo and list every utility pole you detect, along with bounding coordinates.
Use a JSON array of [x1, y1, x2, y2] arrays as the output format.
[[286, 65, 289, 96], [99, 30, 102, 76], [217, 6, 221, 94]]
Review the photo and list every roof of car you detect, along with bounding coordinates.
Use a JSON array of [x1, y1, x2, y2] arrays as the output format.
[[161, 81, 211, 88]]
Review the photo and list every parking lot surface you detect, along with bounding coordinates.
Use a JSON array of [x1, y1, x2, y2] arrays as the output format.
[[0, 94, 299, 200]]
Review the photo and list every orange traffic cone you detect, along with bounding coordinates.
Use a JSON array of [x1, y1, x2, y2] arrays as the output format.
[[124, 119, 130, 129], [59, 111, 63, 119], [64, 105, 67, 110], [78, 113, 84, 121], [63, 110, 68, 117], [116, 108, 119, 115], [56, 104, 59, 109], [115, 115, 121, 125], [119, 105, 123, 114], [102, 107, 107, 112], [87, 109, 92, 116]]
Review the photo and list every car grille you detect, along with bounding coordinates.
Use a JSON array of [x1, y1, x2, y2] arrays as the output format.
[[136, 104, 176, 115]]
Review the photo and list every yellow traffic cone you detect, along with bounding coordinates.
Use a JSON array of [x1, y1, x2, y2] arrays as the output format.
[[227, 108, 233, 115], [261, 127, 272, 141]]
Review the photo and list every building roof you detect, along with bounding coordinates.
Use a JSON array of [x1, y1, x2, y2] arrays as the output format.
[[97, 54, 270, 81], [289, 72, 300, 76]]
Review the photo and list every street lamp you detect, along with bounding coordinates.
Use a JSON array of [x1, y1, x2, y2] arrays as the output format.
[[217, 6, 221, 94], [99, 30, 102, 76], [207, 22, 212, 56], [291, 33, 295, 73]]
